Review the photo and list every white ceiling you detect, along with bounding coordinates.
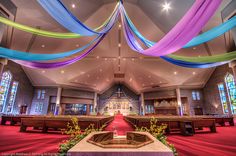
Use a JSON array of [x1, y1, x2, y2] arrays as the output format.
[[9, 0, 232, 93]]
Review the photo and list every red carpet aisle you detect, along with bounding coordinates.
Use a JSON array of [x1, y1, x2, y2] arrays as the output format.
[[104, 114, 134, 135], [0, 124, 68, 155]]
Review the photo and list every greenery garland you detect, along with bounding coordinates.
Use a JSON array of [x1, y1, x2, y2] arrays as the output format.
[[135, 117, 178, 156]]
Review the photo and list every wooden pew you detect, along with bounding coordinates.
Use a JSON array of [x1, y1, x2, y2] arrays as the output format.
[[124, 116, 217, 135], [192, 119, 216, 133], [1, 115, 33, 125], [19, 116, 114, 133], [203, 116, 234, 126], [20, 118, 45, 132]]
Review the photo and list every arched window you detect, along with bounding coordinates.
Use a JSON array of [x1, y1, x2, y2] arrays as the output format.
[[218, 83, 228, 114], [225, 73, 236, 114], [7, 81, 19, 113], [0, 71, 12, 112]]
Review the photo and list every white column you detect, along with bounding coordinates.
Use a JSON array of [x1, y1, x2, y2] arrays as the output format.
[[54, 87, 62, 115], [176, 88, 183, 116], [93, 92, 97, 113], [141, 93, 145, 115]]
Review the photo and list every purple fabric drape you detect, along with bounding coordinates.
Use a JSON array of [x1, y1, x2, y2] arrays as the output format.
[[132, 0, 222, 56]]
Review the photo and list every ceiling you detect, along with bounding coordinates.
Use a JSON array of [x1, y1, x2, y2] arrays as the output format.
[[7, 0, 233, 93]]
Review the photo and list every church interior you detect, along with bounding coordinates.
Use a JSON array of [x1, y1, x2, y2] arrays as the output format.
[[0, 0, 236, 155]]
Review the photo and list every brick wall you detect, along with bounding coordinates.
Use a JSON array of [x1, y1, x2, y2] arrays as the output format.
[[30, 87, 95, 115], [144, 89, 204, 115], [203, 64, 233, 115], [30, 87, 57, 115], [3, 61, 34, 114]]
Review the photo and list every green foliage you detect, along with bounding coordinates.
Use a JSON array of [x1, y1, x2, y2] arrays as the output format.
[[135, 117, 178, 156], [58, 117, 105, 155]]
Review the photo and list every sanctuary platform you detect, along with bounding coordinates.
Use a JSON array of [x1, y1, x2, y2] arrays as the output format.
[[68, 131, 174, 156]]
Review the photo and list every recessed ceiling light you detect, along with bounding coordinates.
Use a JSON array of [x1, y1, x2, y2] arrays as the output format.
[[132, 58, 135, 61], [193, 47, 196, 50], [174, 71, 177, 75], [129, 78, 132, 82], [76, 44, 79, 47], [162, 2, 171, 12], [99, 69, 103, 72], [192, 72, 196, 75], [80, 71, 85, 74], [96, 56, 100, 59], [113, 58, 117, 61], [41, 44, 45, 48], [104, 58, 108, 61], [118, 43, 121, 47], [118, 64, 121, 67], [118, 24, 122, 28], [60, 70, 65, 74], [123, 58, 126, 61], [41, 70, 45, 73], [118, 56, 121, 59], [72, 4, 76, 8]]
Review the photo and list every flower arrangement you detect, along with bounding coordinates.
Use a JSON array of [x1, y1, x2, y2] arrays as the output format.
[[135, 117, 178, 156], [58, 117, 105, 155]]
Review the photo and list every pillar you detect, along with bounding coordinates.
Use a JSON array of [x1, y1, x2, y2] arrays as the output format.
[[229, 61, 236, 82], [0, 58, 8, 76], [231, 27, 236, 46], [176, 88, 183, 116], [93, 92, 97, 113], [141, 93, 145, 115], [54, 87, 62, 115]]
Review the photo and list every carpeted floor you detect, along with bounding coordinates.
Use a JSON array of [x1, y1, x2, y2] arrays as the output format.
[[0, 116, 236, 156], [0, 124, 68, 155], [104, 114, 134, 135]]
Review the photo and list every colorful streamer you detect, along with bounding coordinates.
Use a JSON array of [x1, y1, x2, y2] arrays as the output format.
[[122, 6, 236, 49], [0, 2, 120, 39], [37, 0, 121, 36], [0, 0, 234, 69], [161, 56, 229, 68], [121, 2, 236, 68], [12, 3, 121, 68], [120, 0, 222, 56], [14, 34, 106, 68], [121, 5, 232, 68], [0, 2, 120, 61]]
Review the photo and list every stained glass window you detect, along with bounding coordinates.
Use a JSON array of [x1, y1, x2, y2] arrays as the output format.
[[6, 81, 19, 113], [0, 71, 12, 112], [225, 74, 236, 114], [218, 83, 228, 114]]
